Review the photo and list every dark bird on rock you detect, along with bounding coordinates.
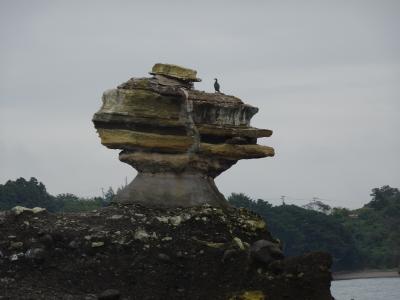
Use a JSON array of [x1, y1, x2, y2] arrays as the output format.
[[214, 78, 220, 93]]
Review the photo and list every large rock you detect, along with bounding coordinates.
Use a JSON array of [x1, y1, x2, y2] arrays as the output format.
[[93, 63, 274, 207], [150, 63, 201, 82], [0, 204, 333, 299]]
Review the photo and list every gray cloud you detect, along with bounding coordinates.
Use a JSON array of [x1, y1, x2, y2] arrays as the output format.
[[1, 0, 399, 208]]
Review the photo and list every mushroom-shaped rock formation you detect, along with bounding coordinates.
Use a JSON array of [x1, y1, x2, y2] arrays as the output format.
[[93, 63, 274, 207]]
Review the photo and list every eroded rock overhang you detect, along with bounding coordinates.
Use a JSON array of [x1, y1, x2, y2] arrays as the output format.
[[92, 64, 274, 207]]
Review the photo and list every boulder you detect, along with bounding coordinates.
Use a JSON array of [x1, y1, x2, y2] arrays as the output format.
[[150, 63, 201, 82], [250, 240, 284, 266], [11, 206, 46, 215]]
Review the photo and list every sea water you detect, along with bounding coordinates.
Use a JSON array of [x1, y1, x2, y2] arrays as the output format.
[[331, 277, 400, 300]]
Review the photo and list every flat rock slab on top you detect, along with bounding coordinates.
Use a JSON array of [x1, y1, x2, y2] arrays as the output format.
[[150, 63, 201, 82], [93, 63, 274, 207]]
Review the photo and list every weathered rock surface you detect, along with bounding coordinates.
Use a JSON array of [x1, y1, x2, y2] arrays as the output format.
[[92, 63, 274, 207], [0, 205, 333, 299]]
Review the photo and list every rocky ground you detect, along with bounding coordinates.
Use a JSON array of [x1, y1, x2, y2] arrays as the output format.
[[0, 204, 333, 299]]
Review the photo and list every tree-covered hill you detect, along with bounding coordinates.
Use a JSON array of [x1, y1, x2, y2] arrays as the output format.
[[228, 193, 360, 270], [228, 187, 400, 271], [331, 186, 400, 269], [0, 177, 112, 212]]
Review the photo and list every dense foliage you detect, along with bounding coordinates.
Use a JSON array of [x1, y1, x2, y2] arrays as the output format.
[[331, 186, 400, 269], [0, 177, 111, 212], [228, 188, 400, 271]]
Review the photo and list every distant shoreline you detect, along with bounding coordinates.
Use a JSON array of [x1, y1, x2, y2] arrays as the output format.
[[333, 270, 399, 281]]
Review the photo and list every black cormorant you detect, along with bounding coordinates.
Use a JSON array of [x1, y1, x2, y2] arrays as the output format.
[[214, 78, 220, 93]]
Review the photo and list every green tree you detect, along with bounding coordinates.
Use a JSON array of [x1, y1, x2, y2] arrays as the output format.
[[0, 178, 106, 213], [367, 185, 399, 210], [103, 187, 115, 204], [228, 193, 360, 270], [55, 193, 105, 212], [0, 177, 58, 212]]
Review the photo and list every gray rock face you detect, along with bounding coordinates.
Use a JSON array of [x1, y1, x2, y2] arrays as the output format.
[[115, 172, 227, 208]]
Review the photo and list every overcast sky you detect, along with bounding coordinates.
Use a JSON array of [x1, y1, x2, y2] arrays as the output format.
[[1, 0, 399, 208]]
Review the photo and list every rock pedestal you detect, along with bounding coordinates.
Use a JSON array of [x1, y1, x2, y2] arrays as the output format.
[[93, 64, 274, 207]]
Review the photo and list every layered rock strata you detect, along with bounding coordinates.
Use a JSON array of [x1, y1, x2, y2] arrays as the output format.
[[93, 64, 274, 207]]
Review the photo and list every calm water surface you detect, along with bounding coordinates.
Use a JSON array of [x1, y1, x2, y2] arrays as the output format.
[[331, 277, 400, 300]]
